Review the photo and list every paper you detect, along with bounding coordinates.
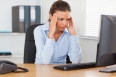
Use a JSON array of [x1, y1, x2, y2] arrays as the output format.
[[30, 6, 35, 22], [99, 65, 116, 73], [19, 6, 24, 21]]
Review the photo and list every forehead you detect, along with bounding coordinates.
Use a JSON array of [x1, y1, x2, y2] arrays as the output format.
[[55, 10, 70, 18]]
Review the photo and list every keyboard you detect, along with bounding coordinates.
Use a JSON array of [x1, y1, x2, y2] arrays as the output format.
[[53, 62, 96, 71]]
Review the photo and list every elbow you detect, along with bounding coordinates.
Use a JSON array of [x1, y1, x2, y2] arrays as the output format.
[[72, 53, 82, 63], [72, 57, 82, 64], [78, 53, 82, 63], [78, 49, 82, 63], [35, 57, 51, 64], [41, 58, 51, 64], [35, 59, 51, 64], [42, 61, 50, 64], [78, 56, 82, 63]]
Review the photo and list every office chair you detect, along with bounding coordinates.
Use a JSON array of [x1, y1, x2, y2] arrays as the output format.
[[24, 24, 71, 63], [24, 24, 42, 63]]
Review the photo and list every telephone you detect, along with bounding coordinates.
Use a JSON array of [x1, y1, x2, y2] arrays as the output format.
[[0, 60, 28, 74]]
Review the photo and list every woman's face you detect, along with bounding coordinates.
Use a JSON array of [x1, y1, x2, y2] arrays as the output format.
[[50, 10, 71, 31]]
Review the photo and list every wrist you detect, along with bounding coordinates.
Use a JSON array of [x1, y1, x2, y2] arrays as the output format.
[[48, 33, 54, 39], [70, 32, 76, 36], [70, 34, 76, 36]]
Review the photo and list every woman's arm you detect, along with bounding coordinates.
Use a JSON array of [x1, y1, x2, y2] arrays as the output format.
[[68, 35, 82, 63], [34, 27, 55, 64], [34, 14, 57, 64], [67, 16, 82, 63]]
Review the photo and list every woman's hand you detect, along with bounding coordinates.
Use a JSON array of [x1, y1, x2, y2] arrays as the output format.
[[67, 16, 76, 36], [48, 14, 57, 39]]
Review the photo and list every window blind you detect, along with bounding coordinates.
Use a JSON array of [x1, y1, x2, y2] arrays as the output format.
[[79, 0, 116, 37]]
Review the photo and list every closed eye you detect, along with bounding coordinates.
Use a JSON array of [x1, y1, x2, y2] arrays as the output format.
[[66, 18, 70, 21], [57, 18, 71, 21], [58, 18, 64, 21]]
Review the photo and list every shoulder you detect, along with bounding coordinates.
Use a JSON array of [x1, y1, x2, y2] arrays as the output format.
[[34, 22, 49, 33], [34, 24, 44, 32]]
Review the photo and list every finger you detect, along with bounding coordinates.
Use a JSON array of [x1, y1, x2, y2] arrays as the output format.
[[53, 13, 57, 19], [53, 13, 57, 22], [69, 16, 74, 26], [70, 16, 73, 23], [51, 14, 56, 20], [51, 16, 56, 23]]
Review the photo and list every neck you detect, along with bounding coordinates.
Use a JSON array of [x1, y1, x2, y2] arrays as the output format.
[[55, 28, 63, 34]]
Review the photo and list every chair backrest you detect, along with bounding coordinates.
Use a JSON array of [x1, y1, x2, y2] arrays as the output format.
[[24, 24, 42, 63], [24, 24, 71, 63]]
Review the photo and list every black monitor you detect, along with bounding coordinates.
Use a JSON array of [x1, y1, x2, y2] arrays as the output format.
[[96, 15, 116, 66]]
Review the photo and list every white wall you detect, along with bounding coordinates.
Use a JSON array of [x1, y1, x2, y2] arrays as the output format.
[[0, 0, 98, 63], [0, 33, 25, 55], [80, 38, 98, 62], [0, 0, 37, 31], [0, 0, 41, 55]]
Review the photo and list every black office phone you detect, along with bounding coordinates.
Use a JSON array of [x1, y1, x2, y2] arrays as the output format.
[[0, 60, 28, 74]]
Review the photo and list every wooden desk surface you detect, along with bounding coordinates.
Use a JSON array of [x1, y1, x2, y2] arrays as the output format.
[[0, 64, 116, 77]]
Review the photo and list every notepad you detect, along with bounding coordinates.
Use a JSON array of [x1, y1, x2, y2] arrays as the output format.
[[99, 65, 116, 73]]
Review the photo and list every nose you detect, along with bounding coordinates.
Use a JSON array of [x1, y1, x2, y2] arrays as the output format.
[[62, 20, 68, 27]]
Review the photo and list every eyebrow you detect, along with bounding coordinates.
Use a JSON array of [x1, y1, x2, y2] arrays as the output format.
[[57, 17, 70, 20]]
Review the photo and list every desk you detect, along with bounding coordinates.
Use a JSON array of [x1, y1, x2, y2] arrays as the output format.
[[0, 64, 116, 77]]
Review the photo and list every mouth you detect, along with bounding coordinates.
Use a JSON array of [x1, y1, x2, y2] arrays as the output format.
[[60, 27, 65, 29]]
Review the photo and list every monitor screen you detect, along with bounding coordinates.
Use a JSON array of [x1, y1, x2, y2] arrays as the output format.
[[96, 15, 116, 66]]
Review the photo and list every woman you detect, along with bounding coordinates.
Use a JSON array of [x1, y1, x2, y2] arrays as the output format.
[[34, 0, 82, 64]]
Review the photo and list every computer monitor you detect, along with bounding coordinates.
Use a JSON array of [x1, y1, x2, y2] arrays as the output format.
[[96, 15, 116, 66]]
